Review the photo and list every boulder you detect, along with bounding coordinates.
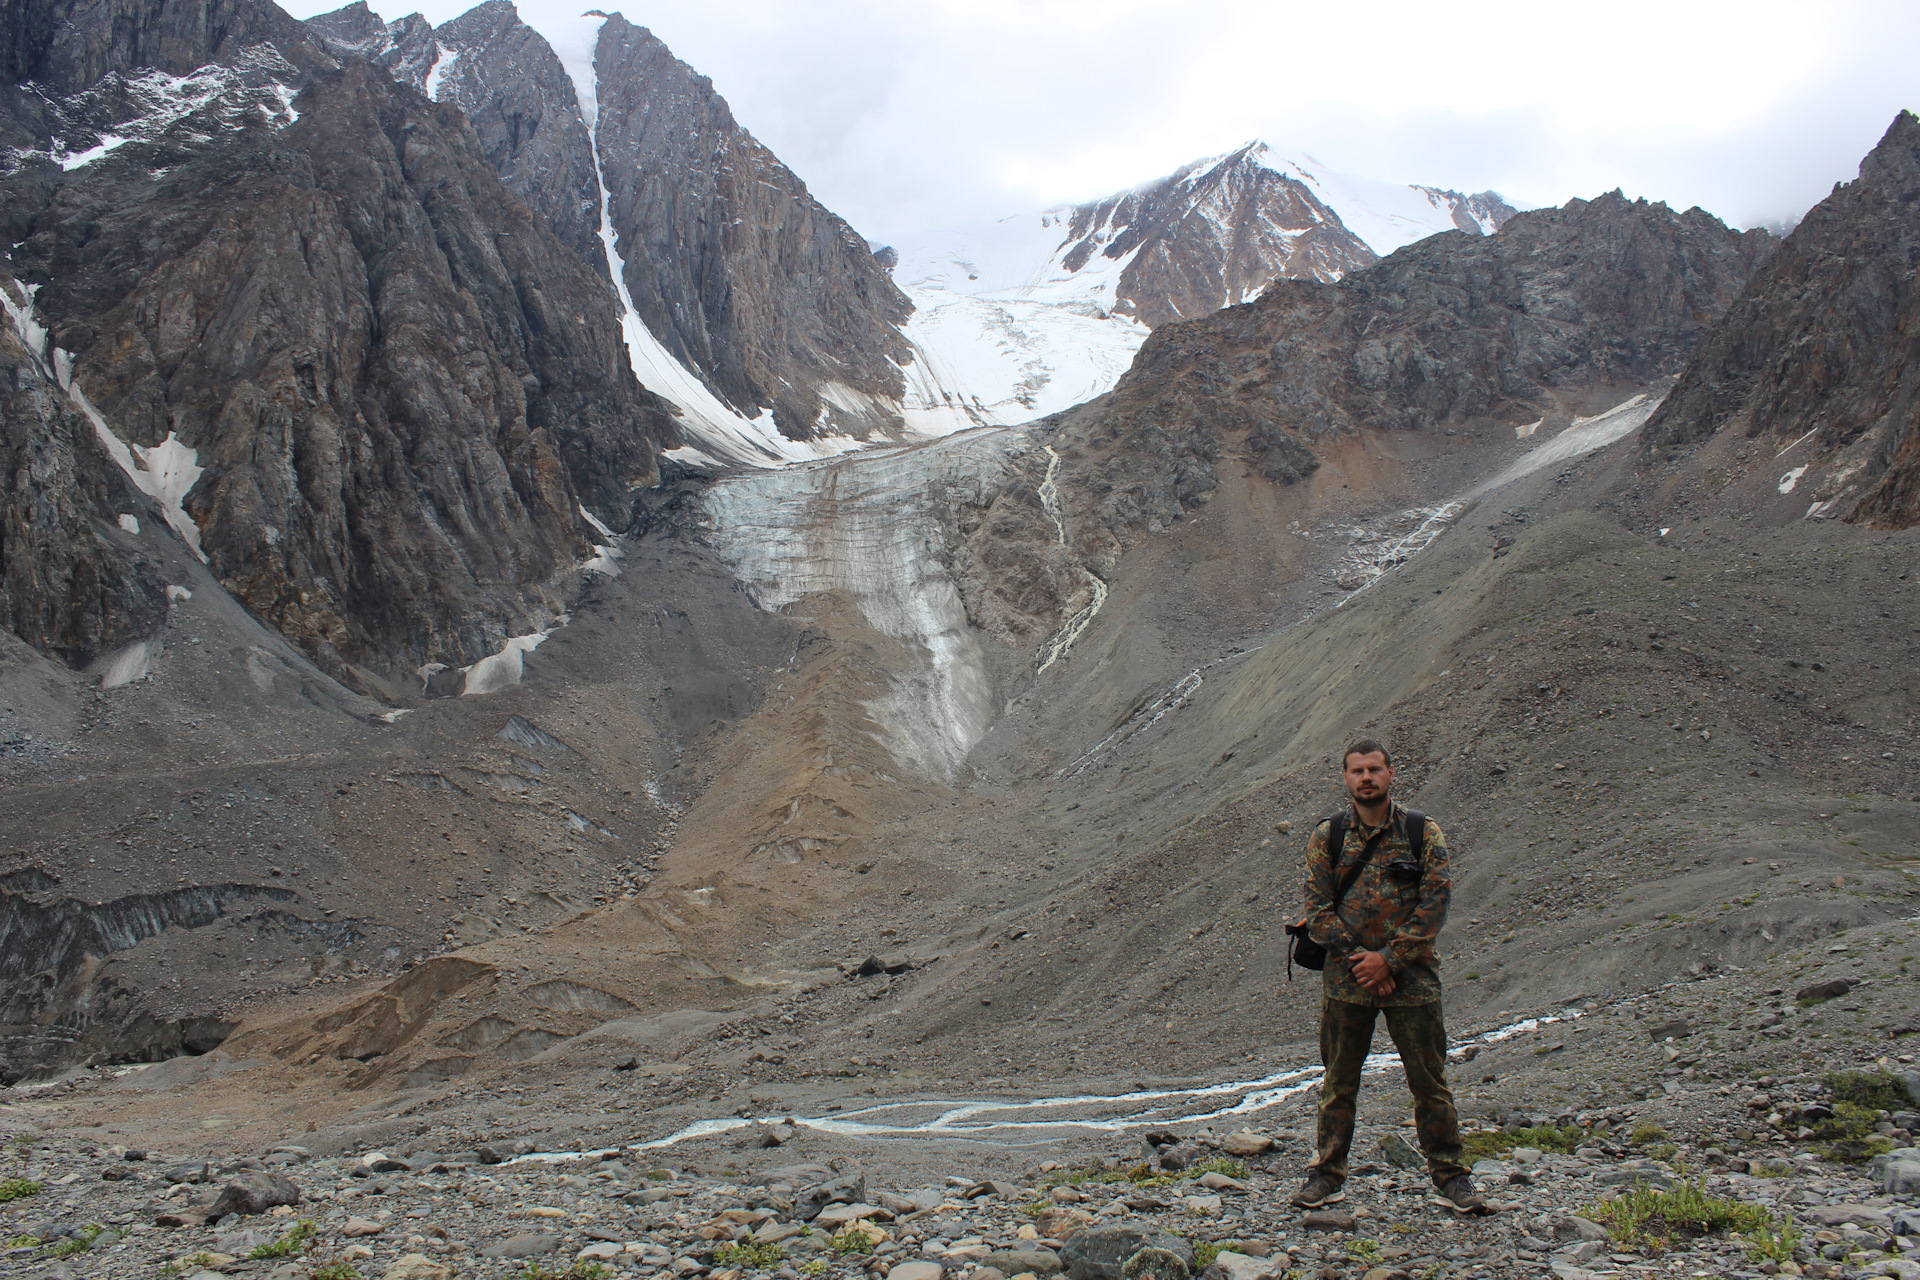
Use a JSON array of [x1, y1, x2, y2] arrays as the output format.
[[983, 1250, 1064, 1276], [798, 1170, 868, 1221], [382, 1256, 454, 1280], [207, 1171, 300, 1218], [889, 1266, 945, 1280], [1220, 1131, 1274, 1157], [1203, 1252, 1287, 1280], [1301, 1210, 1358, 1232], [1869, 1150, 1920, 1195], [1037, 1207, 1094, 1240], [1060, 1223, 1195, 1280], [1795, 979, 1854, 1002], [815, 1203, 889, 1228], [1803, 1205, 1892, 1231], [343, 1218, 384, 1237]]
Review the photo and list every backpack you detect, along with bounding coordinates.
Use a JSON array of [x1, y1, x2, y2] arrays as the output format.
[[1284, 809, 1427, 980]]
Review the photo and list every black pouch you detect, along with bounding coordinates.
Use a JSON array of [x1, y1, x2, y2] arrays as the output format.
[[1286, 923, 1326, 974], [1385, 859, 1422, 884]]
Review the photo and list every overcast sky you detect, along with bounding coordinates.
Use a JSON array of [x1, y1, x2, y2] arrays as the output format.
[[287, 0, 1920, 243]]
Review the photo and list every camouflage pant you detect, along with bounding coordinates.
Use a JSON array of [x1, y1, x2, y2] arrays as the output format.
[[1310, 997, 1470, 1189]]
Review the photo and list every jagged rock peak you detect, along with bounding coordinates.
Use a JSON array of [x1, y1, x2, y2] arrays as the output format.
[[1641, 110, 1920, 526], [590, 12, 911, 445]]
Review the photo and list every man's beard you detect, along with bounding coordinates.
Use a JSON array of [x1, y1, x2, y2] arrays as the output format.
[[1348, 783, 1390, 805]]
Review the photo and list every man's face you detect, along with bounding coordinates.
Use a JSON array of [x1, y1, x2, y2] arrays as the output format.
[[1343, 751, 1393, 805]]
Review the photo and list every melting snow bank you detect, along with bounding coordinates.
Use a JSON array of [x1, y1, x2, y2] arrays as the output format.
[[507, 1009, 1590, 1159], [1466, 393, 1661, 500], [0, 283, 207, 561], [702, 430, 1021, 781], [461, 630, 553, 697]]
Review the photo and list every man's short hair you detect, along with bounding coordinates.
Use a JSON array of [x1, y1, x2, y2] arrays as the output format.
[[1342, 738, 1392, 769]]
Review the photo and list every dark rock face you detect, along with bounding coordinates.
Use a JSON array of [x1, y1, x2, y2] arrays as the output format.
[[592, 14, 910, 442], [1080, 191, 1771, 528], [308, 1, 604, 276], [309, 4, 915, 448], [1640, 111, 1920, 528], [0, 0, 678, 680], [0, 307, 170, 666]]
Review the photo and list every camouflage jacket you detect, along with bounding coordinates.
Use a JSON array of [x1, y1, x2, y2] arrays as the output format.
[[1302, 801, 1451, 1007]]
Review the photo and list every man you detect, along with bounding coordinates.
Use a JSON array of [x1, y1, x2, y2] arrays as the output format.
[[1292, 738, 1485, 1215]]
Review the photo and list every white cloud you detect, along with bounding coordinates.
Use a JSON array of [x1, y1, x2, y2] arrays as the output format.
[[283, 0, 1920, 239]]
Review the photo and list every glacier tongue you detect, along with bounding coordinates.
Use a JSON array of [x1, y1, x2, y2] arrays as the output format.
[[702, 430, 1023, 781]]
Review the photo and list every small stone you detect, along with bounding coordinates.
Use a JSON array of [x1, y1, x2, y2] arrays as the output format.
[[1795, 979, 1853, 1002], [1123, 1248, 1191, 1280], [1060, 1224, 1195, 1280], [343, 1217, 385, 1237], [475, 1146, 505, 1164], [382, 1255, 455, 1280], [483, 1233, 564, 1259], [579, 1242, 625, 1261], [1196, 1171, 1244, 1192], [1182, 1195, 1221, 1216], [1554, 1218, 1610, 1243], [889, 1265, 945, 1280], [964, 1179, 1020, 1200], [360, 1152, 410, 1173], [1300, 1210, 1357, 1233], [1378, 1134, 1423, 1170]]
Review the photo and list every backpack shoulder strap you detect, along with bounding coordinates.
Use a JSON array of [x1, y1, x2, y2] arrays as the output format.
[[1322, 812, 1348, 863], [1404, 809, 1427, 862]]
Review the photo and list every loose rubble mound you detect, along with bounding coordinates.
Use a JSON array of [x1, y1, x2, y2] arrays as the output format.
[[5, 921, 1920, 1280]]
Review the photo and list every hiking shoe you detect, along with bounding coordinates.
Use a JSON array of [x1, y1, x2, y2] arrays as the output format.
[[1430, 1174, 1490, 1214], [1291, 1173, 1346, 1208]]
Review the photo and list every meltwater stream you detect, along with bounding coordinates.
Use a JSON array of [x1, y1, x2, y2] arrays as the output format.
[[508, 1011, 1586, 1161]]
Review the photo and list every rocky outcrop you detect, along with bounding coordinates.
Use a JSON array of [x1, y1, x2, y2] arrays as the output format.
[[1081, 191, 1771, 520], [1640, 111, 1920, 528], [0, 0, 679, 681], [0, 304, 170, 666], [591, 15, 910, 442], [307, 1, 604, 275]]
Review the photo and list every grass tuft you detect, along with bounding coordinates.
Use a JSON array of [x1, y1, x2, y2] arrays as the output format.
[[1463, 1123, 1583, 1160], [1586, 1177, 1789, 1255], [0, 1178, 40, 1203], [714, 1241, 788, 1269]]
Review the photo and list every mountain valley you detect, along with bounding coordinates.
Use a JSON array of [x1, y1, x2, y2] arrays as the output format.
[[0, 2, 1916, 1278]]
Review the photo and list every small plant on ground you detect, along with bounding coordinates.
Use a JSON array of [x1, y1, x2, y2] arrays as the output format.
[[1825, 1069, 1908, 1111], [1586, 1177, 1779, 1252], [525, 1264, 614, 1280], [49, 1225, 102, 1259], [310, 1260, 363, 1280], [164, 1253, 221, 1275], [1347, 1239, 1383, 1264], [799, 1259, 830, 1277], [249, 1218, 319, 1259], [715, 1241, 788, 1269], [1463, 1123, 1583, 1160], [0, 1177, 39, 1202], [830, 1229, 876, 1257], [1189, 1157, 1250, 1180], [1741, 1219, 1803, 1265], [1628, 1121, 1670, 1147]]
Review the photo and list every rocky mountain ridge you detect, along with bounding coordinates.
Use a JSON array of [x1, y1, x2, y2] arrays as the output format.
[[306, 1, 915, 464], [0, 0, 680, 688], [1641, 110, 1920, 529], [891, 142, 1517, 433]]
